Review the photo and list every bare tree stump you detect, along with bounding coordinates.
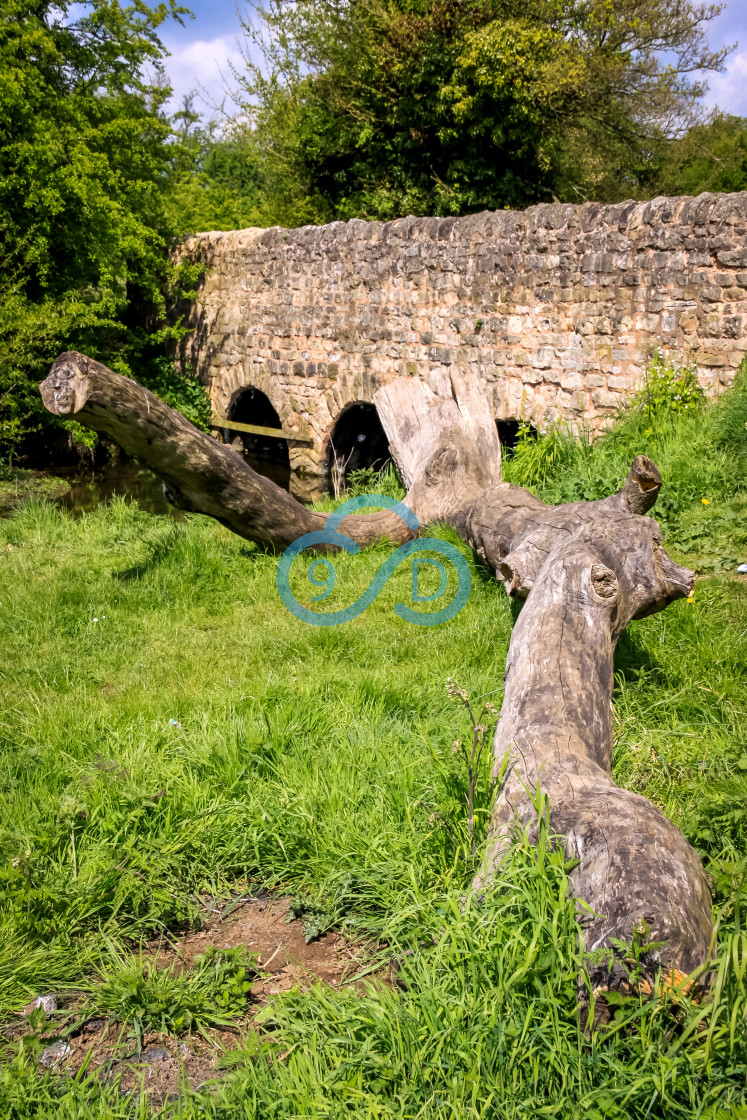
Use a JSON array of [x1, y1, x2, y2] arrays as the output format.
[[40, 355, 713, 985]]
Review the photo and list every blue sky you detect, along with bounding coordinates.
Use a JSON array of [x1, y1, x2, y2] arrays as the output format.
[[158, 1, 747, 119]]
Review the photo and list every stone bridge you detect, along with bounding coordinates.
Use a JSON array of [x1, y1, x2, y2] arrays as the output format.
[[176, 191, 747, 493]]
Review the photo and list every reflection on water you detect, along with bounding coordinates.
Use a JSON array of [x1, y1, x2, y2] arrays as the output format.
[[58, 461, 182, 517], [51, 453, 326, 517]]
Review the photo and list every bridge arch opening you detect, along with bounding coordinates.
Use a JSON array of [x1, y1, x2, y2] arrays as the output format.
[[226, 387, 290, 488], [326, 402, 391, 488], [496, 418, 537, 456]]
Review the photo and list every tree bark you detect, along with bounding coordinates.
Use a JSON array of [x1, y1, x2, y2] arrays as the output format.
[[40, 354, 712, 985]]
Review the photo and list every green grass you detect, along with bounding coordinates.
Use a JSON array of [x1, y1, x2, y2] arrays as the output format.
[[0, 365, 745, 1116], [84, 943, 257, 1044]]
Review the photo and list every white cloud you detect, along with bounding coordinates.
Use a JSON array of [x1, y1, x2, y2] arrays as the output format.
[[161, 34, 245, 115], [702, 48, 747, 118]]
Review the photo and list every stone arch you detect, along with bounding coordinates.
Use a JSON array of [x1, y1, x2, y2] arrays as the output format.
[[325, 401, 391, 485], [226, 386, 291, 488]]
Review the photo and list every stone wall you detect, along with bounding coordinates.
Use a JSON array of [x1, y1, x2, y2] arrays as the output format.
[[177, 192, 747, 479]]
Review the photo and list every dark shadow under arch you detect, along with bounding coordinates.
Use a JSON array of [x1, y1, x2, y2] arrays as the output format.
[[496, 418, 537, 456], [326, 402, 391, 485], [227, 387, 290, 490]]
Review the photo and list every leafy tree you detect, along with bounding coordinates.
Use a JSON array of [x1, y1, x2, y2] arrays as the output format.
[[166, 94, 265, 236], [235, 0, 731, 223], [651, 114, 747, 197], [0, 0, 208, 459]]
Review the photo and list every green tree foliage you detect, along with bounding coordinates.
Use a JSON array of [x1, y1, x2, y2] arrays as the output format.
[[0, 0, 211, 457], [166, 94, 265, 236], [236, 0, 730, 224], [654, 114, 747, 197]]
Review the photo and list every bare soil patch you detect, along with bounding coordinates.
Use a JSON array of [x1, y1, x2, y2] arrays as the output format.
[[5, 896, 375, 1106], [160, 893, 364, 1000]]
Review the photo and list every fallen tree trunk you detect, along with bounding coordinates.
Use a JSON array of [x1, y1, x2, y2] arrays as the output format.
[[375, 379, 711, 987], [39, 353, 415, 550], [40, 353, 712, 986]]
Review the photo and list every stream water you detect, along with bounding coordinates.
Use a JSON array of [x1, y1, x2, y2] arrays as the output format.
[[21, 454, 327, 517], [56, 460, 184, 517]]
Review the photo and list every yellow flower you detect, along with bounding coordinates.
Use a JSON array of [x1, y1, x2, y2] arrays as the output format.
[[702, 498, 710, 506], [687, 596, 694, 604]]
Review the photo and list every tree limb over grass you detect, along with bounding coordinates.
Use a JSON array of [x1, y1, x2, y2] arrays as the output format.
[[40, 351, 712, 989]]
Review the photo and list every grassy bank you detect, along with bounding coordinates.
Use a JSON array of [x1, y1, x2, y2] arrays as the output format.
[[0, 369, 746, 1117], [0, 469, 70, 515]]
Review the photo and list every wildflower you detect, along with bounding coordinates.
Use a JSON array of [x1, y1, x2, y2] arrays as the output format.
[[687, 596, 694, 604], [475, 724, 485, 734], [92, 617, 98, 623], [452, 740, 461, 754], [428, 813, 436, 826], [168, 718, 182, 728], [702, 498, 710, 506], [485, 702, 498, 715], [446, 678, 468, 702]]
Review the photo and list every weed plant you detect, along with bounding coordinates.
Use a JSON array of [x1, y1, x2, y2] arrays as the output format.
[[0, 362, 745, 1116], [503, 356, 747, 572], [85, 944, 257, 1046]]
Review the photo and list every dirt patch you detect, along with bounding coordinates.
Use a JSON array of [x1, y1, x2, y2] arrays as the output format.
[[56, 1022, 220, 1103], [6, 896, 377, 1106], [156, 893, 368, 1001]]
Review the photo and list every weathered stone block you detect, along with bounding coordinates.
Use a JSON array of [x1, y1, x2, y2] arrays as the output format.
[[592, 388, 618, 409], [717, 249, 747, 268], [531, 348, 554, 369]]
